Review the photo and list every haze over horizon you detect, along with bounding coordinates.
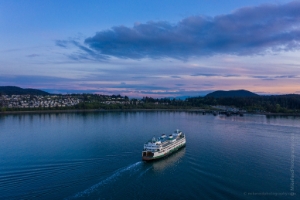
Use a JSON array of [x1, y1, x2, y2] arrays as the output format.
[[1, 0, 300, 98]]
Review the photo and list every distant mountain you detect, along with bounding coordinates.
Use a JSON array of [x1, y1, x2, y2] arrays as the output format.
[[0, 86, 50, 95], [205, 90, 259, 98]]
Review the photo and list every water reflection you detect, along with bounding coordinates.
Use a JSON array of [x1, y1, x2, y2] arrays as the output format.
[[217, 114, 300, 128], [266, 114, 300, 119], [151, 147, 186, 172]]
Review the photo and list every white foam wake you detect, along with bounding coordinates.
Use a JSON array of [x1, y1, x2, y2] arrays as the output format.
[[138, 166, 152, 179], [66, 161, 142, 199]]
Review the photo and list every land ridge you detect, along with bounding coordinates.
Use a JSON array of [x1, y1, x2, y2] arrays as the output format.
[[205, 89, 259, 98], [0, 86, 49, 95], [1, 86, 300, 114]]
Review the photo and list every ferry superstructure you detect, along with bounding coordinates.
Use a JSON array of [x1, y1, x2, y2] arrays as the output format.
[[142, 129, 186, 161]]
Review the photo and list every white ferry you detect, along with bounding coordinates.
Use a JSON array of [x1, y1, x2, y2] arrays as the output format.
[[142, 129, 186, 161]]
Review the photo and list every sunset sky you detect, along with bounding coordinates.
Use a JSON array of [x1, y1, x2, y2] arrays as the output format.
[[1, 0, 300, 98]]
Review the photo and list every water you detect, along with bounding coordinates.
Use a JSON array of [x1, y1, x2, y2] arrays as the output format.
[[0, 111, 299, 199]]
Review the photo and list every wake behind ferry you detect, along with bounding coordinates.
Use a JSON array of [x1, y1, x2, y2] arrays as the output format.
[[142, 129, 186, 161]]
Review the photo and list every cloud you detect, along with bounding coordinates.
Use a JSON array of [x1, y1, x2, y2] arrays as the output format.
[[70, 40, 108, 61], [55, 39, 107, 61], [191, 73, 219, 77], [27, 54, 40, 58], [135, 89, 214, 97], [111, 84, 170, 90], [252, 75, 269, 79], [223, 74, 241, 77], [262, 78, 275, 81], [56, 40, 69, 48], [274, 75, 297, 78], [77, 1, 300, 60], [131, 76, 161, 79], [251, 75, 298, 79], [0, 75, 73, 85], [190, 73, 240, 77]]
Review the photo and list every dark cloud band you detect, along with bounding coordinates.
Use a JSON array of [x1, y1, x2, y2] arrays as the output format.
[[80, 1, 300, 59]]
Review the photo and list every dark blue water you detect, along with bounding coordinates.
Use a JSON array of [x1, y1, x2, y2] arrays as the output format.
[[0, 112, 299, 199]]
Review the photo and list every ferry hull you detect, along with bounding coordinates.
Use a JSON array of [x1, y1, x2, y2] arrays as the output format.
[[142, 142, 186, 161]]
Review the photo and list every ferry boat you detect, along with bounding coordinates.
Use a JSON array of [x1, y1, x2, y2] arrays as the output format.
[[142, 129, 186, 161]]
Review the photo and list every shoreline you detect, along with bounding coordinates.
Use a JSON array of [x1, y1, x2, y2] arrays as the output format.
[[264, 113, 300, 116], [0, 108, 208, 115], [1, 109, 300, 116]]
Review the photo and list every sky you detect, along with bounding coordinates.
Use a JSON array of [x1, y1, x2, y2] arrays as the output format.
[[1, 0, 300, 98]]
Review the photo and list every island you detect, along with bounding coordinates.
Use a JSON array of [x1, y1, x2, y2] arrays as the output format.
[[1, 86, 300, 115]]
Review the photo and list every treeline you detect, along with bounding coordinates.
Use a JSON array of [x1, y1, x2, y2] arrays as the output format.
[[2, 93, 300, 113], [186, 94, 300, 113]]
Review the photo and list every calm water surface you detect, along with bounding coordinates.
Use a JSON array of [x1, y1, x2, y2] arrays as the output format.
[[0, 111, 299, 199]]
